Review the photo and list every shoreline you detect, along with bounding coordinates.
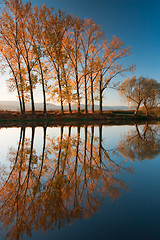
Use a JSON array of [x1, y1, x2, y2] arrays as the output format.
[[0, 110, 159, 127]]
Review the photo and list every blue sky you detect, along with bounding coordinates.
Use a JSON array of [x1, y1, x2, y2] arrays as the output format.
[[0, 0, 160, 106]]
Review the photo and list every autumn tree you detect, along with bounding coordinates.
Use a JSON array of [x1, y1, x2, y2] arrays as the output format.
[[0, 1, 134, 115], [88, 45, 101, 113], [80, 18, 103, 113], [60, 62, 73, 113], [98, 36, 135, 113], [64, 16, 84, 113], [32, 6, 49, 115], [119, 76, 160, 116], [18, 1, 38, 115], [0, 0, 40, 115], [0, 0, 27, 115], [39, 7, 72, 114], [142, 78, 160, 116]]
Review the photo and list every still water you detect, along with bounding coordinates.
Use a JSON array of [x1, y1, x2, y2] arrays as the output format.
[[0, 123, 160, 240]]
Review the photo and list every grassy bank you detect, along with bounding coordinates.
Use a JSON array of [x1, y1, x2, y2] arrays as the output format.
[[0, 110, 159, 127]]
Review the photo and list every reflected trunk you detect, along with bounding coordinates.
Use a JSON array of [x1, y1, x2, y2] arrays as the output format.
[[37, 127, 47, 186], [99, 125, 102, 167], [90, 126, 94, 172], [134, 100, 142, 116], [57, 127, 64, 173]]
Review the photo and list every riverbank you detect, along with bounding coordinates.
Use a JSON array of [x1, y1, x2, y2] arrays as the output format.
[[0, 110, 159, 127]]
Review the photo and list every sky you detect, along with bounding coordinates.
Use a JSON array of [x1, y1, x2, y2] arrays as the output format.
[[0, 0, 160, 106]]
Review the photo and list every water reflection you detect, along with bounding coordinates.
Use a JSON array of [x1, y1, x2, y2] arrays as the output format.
[[0, 124, 159, 239], [119, 123, 160, 161]]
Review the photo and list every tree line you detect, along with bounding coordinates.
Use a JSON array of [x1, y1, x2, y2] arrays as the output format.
[[0, 0, 134, 116]]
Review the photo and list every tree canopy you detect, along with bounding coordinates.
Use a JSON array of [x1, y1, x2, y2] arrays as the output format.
[[0, 0, 134, 115], [118, 76, 160, 116]]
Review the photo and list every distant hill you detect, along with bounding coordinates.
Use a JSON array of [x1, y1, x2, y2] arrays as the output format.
[[0, 101, 59, 111], [0, 101, 135, 111]]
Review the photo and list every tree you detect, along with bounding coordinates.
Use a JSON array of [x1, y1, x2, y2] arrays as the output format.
[[18, 1, 38, 115], [32, 6, 49, 115], [80, 18, 103, 113], [0, 0, 39, 115], [0, 0, 27, 115], [64, 16, 84, 113], [88, 45, 100, 113], [142, 78, 160, 116], [0, 1, 134, 115], [40, 8, 71, 114], [119, 76, 160, 116], [97, 36, 135, 113]]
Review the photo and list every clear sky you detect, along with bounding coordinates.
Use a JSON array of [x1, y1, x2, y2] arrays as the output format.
[[0, 0, 160, 106]]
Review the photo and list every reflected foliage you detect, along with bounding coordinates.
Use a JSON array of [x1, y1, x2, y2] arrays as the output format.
[[0, 125, 133, 239], [119, 123, 160, 161]]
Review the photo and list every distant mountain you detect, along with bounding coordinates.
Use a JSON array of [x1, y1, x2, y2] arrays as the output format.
[[71, 104, 135, 111], [0, 101, 59, 111], [0, 101, 135, 111]]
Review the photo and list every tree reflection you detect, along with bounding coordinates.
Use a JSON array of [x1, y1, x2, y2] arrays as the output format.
[[119, 123, 160, 161], [0, 125, 131, 240]]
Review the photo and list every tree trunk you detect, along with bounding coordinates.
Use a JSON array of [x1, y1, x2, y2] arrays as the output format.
[[6, 57, 23, 115], [57, 66, 64, 115], [134, 101, 142, 116], [15, 20, 26, 116], [21, 91, 26, 117], [28, 66, 35, 115], [144, 102, 149, 118], [17, 56, 26, 116], [15, 79, 23, 115], [91, 73, 94, 113], [77, 85, 80, 113], [17, 60, 26, 116], [99, 73, 103, 113], [76, 70, 80, 113], [85, 75, 88, 113], [68, 102, 72, 114], [62, 63, 72, 114], [39, 59, 47, 115]]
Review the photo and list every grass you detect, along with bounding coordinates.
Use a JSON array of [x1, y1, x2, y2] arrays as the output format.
[[0, 109, 159, 127]]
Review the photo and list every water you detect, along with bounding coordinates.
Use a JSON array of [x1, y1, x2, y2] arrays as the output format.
[[0, 123, 160, 240]]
